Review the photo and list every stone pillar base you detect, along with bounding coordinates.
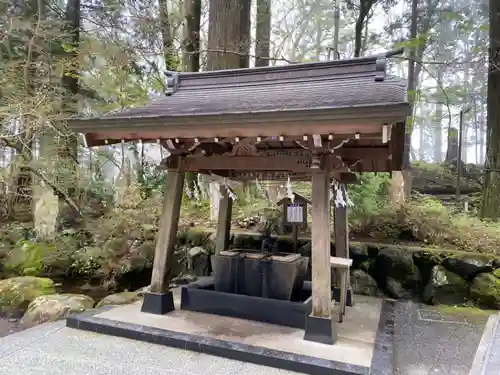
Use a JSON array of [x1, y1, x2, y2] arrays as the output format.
[[304, 315, 337, 345], [141, 291, 175, 315]]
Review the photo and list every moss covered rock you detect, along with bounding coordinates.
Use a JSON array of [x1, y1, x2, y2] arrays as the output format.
[[3, 241, 57, 276], [470, 273, 500, 309], [422, 265, 469, 305], [0, 276, 56, 314], [22, 294, 94, 325], [351, 269, 378, 296], [374, 248, 418, 289], [96, 291, 140, 308]]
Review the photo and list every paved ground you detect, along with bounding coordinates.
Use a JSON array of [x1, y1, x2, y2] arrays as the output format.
[[0, 321, 302, 375], [0, 300, 490, 375], [392, 301, 487, 375]]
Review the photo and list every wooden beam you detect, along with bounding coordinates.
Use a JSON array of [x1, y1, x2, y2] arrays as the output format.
[[311, 172, 332, 318], [150, 170, 185, 293], [198, 173, 243, 188], [163, 147, 390, 172]]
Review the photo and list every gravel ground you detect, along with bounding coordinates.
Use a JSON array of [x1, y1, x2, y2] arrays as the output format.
[[392, 301, 487, 375], [0, 321, 302, 375]]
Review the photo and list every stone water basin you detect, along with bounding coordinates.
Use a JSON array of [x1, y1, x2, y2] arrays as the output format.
[[211, 250, 309, 301]]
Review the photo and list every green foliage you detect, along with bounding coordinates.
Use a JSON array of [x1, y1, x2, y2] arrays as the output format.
[[348, 173, 391, 230], [358, 196, 500, 254], [136, 159, 165, 199]]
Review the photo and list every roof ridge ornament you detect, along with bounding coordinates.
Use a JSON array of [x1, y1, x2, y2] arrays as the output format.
[[374, 47, 405, 82], [374, 56, 387, 82], [164, 70, 180, 96]]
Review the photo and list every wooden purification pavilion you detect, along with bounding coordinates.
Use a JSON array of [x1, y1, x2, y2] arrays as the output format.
[[69, 50, 408, 345]]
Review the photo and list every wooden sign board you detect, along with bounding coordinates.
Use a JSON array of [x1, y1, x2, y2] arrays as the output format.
[[286, 203, 305, 224]]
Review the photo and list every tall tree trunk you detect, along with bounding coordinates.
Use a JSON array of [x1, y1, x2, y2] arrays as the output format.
[[182, 0, 202, 192], [239, 0, 252, 68], [332, 0, 340, 59], [445, 128, 458, 163], [54, 0, 81, 229], [315, 15, 323, 60], [255, 0, 271, 67], [480, 0, 500, 219], [389, 0, 417, 203], [353, 0, 374, 57], [255, 0, 280, 201], [12, 0, 43, 221], [207, 0, 250, 70], [433, 71, 444, 162], [159, 0, 177, 70], [417, 100, 427, 160], [182, 0, 201, 73], [207, 0, 252, 216], [479, 83, 487, 164]]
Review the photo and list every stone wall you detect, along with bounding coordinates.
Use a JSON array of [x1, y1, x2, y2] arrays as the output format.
[[178, 230, 500, 310]]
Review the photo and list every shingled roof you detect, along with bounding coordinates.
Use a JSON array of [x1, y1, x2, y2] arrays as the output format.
[[71, 50, 408, 145]]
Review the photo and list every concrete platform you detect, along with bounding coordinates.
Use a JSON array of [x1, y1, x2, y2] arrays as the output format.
[[67, 293, 395, 375]]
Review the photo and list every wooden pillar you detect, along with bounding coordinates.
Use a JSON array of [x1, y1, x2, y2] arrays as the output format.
[[333, 182, 353, 306], [304, 171, 336, 344], [311, 172, 332, 317], [292, 225, 299, 253], [334, 205, 348, 258], [141, 170, 184, 315], [215, 188, 232, 254]]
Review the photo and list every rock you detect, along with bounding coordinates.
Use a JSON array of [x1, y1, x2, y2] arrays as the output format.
[[171, 274, 197, 286], [298, 242, 312, 257], [366, 244, 380, 258], [374, 248, 418, 289], [135, 285, 151, 296], [488, 259, 500, 269], [422, 265, 468, 305], [386, 277, 413, 299], [0, 277, 56, 315], [442, 257, 490, 281], [188, 246, 207, 258], [358, 260, 373, 274], [349, 245, 369, 269], [412, 251, 443, 293], [188, 246, 211, 276], [3, 241, 56, 276], [470, 273, 500, 309], [22, 294, 94, 325], [96, 291, 140, 308], [351, 269, 378, 296]]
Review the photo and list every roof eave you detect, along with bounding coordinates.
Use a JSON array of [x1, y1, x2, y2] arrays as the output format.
[[70, 102, 409, 131], [71, 103, 409, 146]]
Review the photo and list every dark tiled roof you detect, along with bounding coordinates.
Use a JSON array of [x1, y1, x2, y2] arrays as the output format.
[[87, 52, 407, 121]]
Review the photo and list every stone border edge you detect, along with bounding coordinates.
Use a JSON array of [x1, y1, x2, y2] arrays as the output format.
[[468, 313, 500, 375], [65, 300, 395, 375]]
